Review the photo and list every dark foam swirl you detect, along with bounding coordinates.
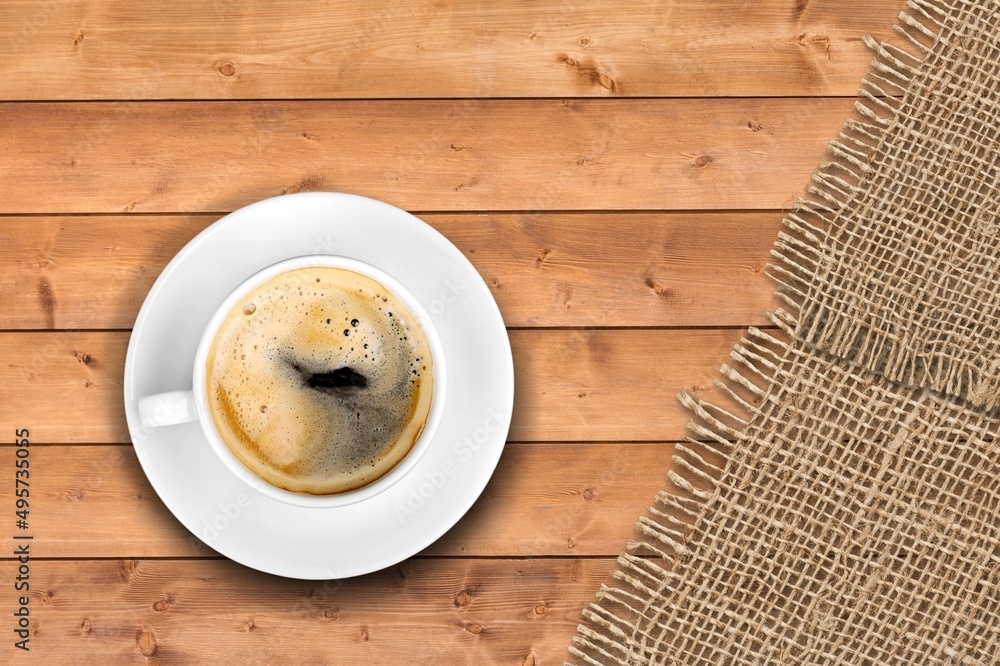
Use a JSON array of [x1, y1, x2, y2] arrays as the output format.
[[205, 266, 434, 495]]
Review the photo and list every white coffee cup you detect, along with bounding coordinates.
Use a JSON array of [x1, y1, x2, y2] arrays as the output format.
[[137, 255, 447, 509]]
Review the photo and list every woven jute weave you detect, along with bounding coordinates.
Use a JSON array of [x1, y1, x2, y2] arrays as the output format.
[[568, 1, 1000, 664]]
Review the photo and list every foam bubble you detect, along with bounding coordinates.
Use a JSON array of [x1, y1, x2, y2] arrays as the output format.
[[205, 266, 434, 495]]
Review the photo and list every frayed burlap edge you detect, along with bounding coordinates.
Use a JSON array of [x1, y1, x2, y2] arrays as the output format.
[[774, 0, 1000, 410], [566, 1, 957, 663]]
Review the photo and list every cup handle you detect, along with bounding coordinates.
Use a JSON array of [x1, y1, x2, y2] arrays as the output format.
[[138, 390, 197, 428]]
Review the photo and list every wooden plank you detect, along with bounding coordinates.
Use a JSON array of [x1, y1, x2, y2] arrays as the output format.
[[511, 328, 740, 441], [0, 0, 905, 100], [0, 329, 741, 443], [0, 98, 854, 213], [0, 212, 781, 329], [407, 443, 676, 556], [0, 443, 672, 558], [0, 557, 609, 663], [3, 332, 132, 444]]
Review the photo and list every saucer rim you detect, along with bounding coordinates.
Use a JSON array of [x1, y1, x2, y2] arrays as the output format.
[[123, 192, 514, 579]]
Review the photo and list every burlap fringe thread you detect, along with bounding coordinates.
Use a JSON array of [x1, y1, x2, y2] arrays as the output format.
[[777, 0, 1000, 411], [566, 0, 999, 663]]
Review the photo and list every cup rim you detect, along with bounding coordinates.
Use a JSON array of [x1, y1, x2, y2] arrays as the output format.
[[191, 254, 448, 508]]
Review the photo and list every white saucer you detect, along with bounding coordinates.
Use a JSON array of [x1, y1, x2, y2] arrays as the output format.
[[123, 193, 514, 579]]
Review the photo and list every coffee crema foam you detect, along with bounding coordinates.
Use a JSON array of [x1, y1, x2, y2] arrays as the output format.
[[205, 266, 434, 495]]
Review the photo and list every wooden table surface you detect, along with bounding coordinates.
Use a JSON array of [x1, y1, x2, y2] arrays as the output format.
[[0, 1, 906, 663]]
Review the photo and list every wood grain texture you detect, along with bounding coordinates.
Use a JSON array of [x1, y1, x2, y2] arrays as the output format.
[[0, 212, 780, 329], [0, 443, 673, 558], [0, 557, 609, 664], [512, 328, 740, 441], [0, 98, 854, 213], [3, 332, 130, 444], [0, 329, 740, 443], [0, 0, 886, 658], [0, 0, 904, 100]]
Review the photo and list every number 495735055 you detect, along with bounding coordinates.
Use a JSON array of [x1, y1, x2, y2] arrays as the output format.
[[15, 428, 29, 530]]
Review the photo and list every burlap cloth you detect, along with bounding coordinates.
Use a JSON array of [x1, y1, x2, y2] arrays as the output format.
[[568, 1, 1000, 663]]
